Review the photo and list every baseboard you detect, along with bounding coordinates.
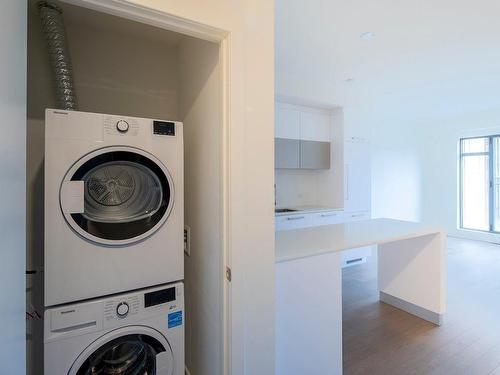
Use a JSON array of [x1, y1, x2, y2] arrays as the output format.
[[379, 291, 444, 326], [449, 230, 500, 245]]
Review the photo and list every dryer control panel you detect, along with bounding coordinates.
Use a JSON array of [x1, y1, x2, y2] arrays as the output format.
[[104, 116, 140, 136], [153, 120, 176, 136]]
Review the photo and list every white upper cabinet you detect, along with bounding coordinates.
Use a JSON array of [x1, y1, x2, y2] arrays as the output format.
[[275, 102, 332, 169], [275, 106, 300, 139], [300, 111, 330, 142], [275, 103, 331, 142]]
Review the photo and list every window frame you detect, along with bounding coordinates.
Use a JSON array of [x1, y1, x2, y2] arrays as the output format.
[[459, 135, 495, 233]]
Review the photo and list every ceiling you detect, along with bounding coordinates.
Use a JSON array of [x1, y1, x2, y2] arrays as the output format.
[[276, 0, 500, 120]]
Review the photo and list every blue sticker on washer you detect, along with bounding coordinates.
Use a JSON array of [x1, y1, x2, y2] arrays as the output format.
[[168, 311, 183, 328]]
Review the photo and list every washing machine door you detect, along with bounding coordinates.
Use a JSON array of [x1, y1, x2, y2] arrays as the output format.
[[70, 328, 174, 375], [61, 146, 174, 246]]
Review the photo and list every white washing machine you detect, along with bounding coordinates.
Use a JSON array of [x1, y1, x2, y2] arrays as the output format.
[[44, 282, 184, 375], [44, 109, 184, 306]]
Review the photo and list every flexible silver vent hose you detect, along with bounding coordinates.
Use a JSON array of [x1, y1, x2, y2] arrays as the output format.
[[38, 1, 78, 111]]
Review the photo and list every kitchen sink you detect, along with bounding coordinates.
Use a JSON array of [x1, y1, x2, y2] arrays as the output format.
[[275, 208, 298, 213]]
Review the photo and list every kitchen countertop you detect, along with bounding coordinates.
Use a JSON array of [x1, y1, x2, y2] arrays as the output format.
[[276, 218, 446, 374], [275, 205, 343, 216], [275, 218, 444, 263]]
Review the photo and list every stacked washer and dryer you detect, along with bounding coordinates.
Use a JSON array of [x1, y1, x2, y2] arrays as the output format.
[[43, 109, 185, 375]]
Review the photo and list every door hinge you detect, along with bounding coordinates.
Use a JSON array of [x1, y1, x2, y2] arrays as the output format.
[[225, 266, 232, 282]]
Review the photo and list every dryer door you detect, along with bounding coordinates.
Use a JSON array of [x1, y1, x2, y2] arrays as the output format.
[[70, 330, 174, 375], [61, 146, 174, 246]]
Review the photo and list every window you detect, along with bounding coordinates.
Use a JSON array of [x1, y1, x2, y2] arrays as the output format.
[[460, 136, 500, 232]]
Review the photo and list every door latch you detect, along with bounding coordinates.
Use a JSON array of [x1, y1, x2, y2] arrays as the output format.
[[225, 266, 232, 282]]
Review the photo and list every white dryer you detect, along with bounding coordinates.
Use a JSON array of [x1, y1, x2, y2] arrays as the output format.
[[44, 282, 184, 375], [44, 109, 183, 306]]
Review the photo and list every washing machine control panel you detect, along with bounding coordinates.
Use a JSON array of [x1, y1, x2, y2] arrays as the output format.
[[116, 120, 129, 133], [144, 286, 176, 307], [45, 283, 184, 342], [104, 296, 140, 320]]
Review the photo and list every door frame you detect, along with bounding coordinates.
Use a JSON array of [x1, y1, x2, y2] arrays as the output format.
[[59, 1, 232, 374]]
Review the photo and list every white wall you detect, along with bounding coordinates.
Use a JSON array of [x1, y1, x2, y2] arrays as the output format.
[[67, 26, 179, 121], [418, 108, 500, 242], [178, 37, 223, 375], [28, 2, 180, 122], [345, 104, 500, 241], [275, 169, 320, 207], [356, 107, 423, 222], [0, 1, 27, 374], [370, 107, 500, 241]]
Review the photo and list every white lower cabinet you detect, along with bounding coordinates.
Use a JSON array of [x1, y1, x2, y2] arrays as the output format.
[[343, 211, 370, 221], [275, 213, 313, 231], [276, 209, 372, 268], [275, 210, 341, 231], [311, 211, 342, 226], [341, 210, 372, 267], [341, 246, 371, 267]]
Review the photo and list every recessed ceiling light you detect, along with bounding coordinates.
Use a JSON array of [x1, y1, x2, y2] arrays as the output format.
[[360, 31, 375, 40]]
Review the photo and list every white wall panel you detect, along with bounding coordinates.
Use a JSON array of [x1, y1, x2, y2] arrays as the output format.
[[0, 1, 27, 374]]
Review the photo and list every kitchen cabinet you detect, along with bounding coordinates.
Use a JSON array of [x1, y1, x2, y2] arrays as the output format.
[[344, 137, 371, 212], [343, 211, 370, 221], [311, 210, 342, 226], [275, 138, 330, 169], [275, 103, 331, 169], [275, 107, 300, 139], [341, 210, 372, 267], [275, 138, 300, 169], [276, 208, 372, 267], [275, 209, 338, 231], [299, 140, 330, 169], [300, 111, 330, 142], [275, 213, 313, 230]]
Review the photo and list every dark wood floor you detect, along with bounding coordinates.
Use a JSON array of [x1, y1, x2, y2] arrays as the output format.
[[343, 237, 500, 375]]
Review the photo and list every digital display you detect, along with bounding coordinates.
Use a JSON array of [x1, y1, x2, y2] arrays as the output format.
[[153, 121, 175, 136], [144, 287, 176, 307]]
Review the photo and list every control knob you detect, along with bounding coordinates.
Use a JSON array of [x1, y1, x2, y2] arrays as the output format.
[[116, 302, 129, 317], [116, 120, 129, 133]]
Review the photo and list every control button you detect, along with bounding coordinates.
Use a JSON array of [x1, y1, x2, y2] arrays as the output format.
[[116, 302, 129, 317], [116, 120, 129, 133]]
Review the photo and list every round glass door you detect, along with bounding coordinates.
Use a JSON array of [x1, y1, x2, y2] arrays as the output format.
[[61, 147, 174, 245], [75, 334, 172, 375]]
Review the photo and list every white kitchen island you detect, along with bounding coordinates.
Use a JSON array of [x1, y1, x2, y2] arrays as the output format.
[[275, 218, 446, 375]]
